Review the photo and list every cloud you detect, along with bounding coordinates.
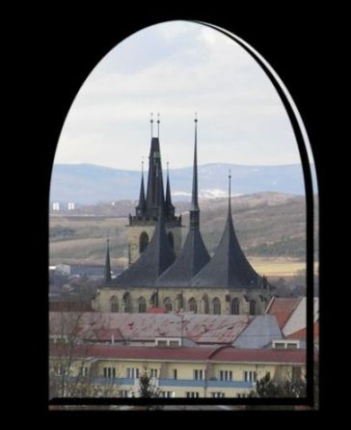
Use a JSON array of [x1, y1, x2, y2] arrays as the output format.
[[55, 21, 301, 170]]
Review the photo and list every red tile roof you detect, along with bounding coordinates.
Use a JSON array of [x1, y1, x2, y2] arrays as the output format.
[[287, 322, 319, 340], [50, 344, 306, 365], [267, 298, 302, 328]]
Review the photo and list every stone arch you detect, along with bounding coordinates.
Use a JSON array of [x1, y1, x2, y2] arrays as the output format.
[[249, 300, 256, 315], [139, 231, 149, 254], [212, 297, 221, 315], [202, 294, 209, 314], [167, 232, 174, 250], [138, 296, 146, 313], [231, 298, 240, 315], [123, 292, 132, 313], [163, 297, 173, 312], [110, 295, 119, 313], [188, 297, 197, 314]]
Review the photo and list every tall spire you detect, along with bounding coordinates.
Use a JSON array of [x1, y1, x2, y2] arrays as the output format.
[[150, 112, 154, 138], [136, 159, 146, 217], [190, 113, 200, 229], [105, 238, 111, 284], [228, 170, 232, 215], [157, 114, 210, 287], [145, 113, 165, 219], [165, 162, 175, 219], [157, 113, 160, 138]]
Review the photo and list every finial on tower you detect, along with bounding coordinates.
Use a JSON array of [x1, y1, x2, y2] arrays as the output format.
[[157, 112, 160, 138], [194, 112, 198, 123], [150, 112, 154, 137]]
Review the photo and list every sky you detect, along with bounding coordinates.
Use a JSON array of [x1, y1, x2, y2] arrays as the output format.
[[55, 20, 302, 171]]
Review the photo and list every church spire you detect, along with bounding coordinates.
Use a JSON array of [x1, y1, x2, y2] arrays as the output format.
[[136, 159, 146, 217], [190, 113, 200, 229], [165, 162, 175, 219], [228, 170, 232, 216], [145, 114, 165, 219], [105, 238, 111, 284]]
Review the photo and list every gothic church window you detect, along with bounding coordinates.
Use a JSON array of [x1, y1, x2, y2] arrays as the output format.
[[139, 232, 149, 253]]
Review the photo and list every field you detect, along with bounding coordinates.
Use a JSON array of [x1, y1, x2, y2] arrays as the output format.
[[49, 193, 318, 278]]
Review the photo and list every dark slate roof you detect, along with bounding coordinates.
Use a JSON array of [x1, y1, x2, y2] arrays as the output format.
[[112, 206, 176, 287], [191, 202, 261, 289], [157, 228, 210, 287]]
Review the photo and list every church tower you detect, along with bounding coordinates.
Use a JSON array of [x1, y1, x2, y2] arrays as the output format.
[[127, 114, 182, 265]]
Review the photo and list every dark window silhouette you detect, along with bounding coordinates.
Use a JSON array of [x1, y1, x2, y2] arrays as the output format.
[[139, 232, 149, 253]]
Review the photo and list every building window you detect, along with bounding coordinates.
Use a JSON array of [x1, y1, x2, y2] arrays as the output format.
[[103, 367, 116, 379], [287, 343, 298, 349], [173, 369, 178, 380], [186, 392, 200, 398], [160, 391, 175, 398], [188, 298, 197, 313], [194, 369, 205, 380], [139, 232, 149, 253], [164, 297, 173, 311], [249, 300, 256, 315], [212, 298, 221, 315], [157, 340, 167, 347], [150, 369, 158, 378], [167, 232, 174, 250], [231, 298, 240, 315], [123, 292, 132, 313], [244, 371, 257, 382], [219, 370, 233, 381], [169, 340, 180, 347], [211, 392, 225, 398], [175, 294, 183, 311], [126, 368, 139, 379], [80, 366, 89, 377], [110, 296, 119, 313], [138, 296, 146, 313], [202, 295, 209, 314]]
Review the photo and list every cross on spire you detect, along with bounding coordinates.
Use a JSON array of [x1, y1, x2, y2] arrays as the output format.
[[150, 112, 154, 138]]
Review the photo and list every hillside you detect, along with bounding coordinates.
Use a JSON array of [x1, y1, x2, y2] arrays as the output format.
[[50, 163, 316, 205], [50, 192, 318, 274]]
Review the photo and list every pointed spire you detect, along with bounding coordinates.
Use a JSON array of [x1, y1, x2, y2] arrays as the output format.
[[165, 161, 175, 219], [190, 112, 199, 212], [157, 113, 160, 138], [136, 158, 146, 216], [150, 112, 154, 138], [228, 170, 232, 215], [105, 238, 111, 284]]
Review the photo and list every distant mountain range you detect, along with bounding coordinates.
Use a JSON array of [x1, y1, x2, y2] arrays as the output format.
[[50, 163, 316, 205]]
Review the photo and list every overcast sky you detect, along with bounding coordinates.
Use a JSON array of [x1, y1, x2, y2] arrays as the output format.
[[55, 20, 302, 171]]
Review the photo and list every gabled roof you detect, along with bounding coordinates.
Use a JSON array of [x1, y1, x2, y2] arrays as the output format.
[[191, 193, 260, 289], [266, 297, 302, 329], [112, 205, 175, 287], [233, 315, 282, 349]]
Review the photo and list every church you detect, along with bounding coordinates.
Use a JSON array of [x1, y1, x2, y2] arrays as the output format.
[[93, 115, 272, 316]]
